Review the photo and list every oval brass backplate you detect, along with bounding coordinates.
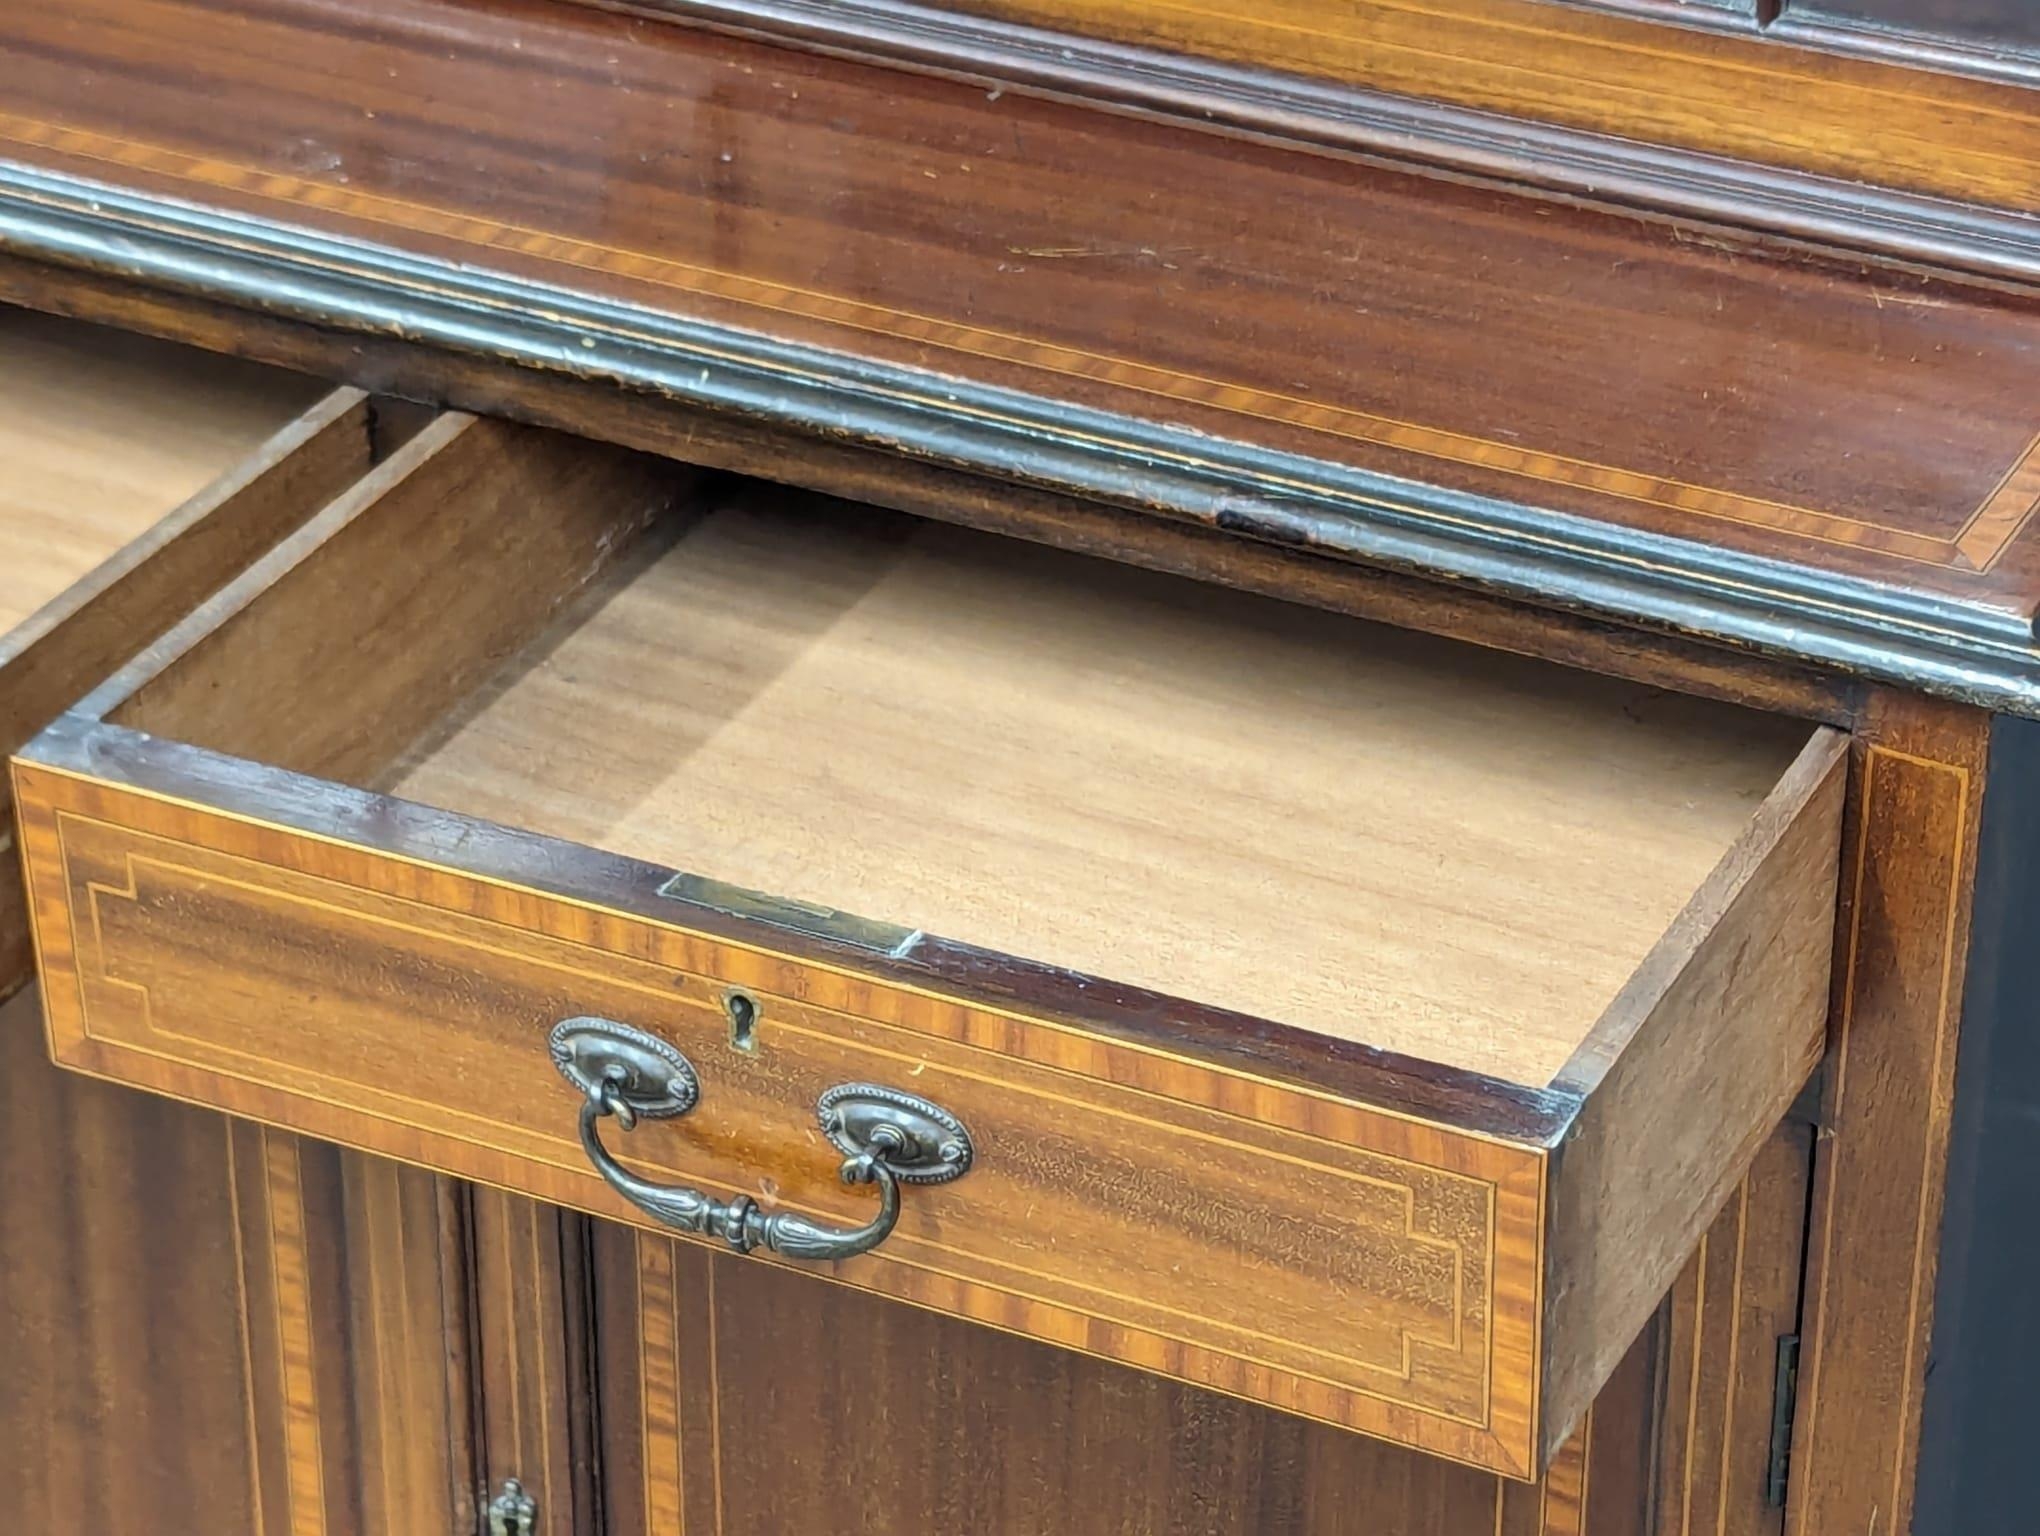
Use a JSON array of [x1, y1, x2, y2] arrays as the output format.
[[549, 1017, 700, 1119], [817, 1083, 974, 1184]]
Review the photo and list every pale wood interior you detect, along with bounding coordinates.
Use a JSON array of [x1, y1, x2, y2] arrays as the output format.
[[0, 306, 328, 634], [395, 490, 1813, 1087]]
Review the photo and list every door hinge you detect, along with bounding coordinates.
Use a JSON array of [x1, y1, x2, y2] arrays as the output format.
[[487, 1479, 537, 1536], [1766, 1334, 1802, 1509]]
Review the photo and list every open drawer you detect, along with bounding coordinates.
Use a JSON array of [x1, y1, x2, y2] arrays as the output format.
[[11, 413, 1845, 1478], [0, 305, 369, 987]]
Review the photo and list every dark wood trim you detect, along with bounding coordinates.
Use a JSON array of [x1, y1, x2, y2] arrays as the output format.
[[571, 0, 2040, 285], [1911, 711, 2040, 1535], [0, 164, 2034, 718]]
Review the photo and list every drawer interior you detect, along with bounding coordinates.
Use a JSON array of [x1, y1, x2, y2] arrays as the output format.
[[105, 413, 1814, 1093], [0, 307, 329, 633], [399, 496, 1808, 1088]]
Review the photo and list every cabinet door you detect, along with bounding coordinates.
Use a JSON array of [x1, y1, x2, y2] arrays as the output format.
[[469, 1189, 603, 1535], [1652, 1123, 1814, 1536], [588, 1236, 1623, 1536], [580, 1121, 1812, 1536], [0, 986, 476, 1534]]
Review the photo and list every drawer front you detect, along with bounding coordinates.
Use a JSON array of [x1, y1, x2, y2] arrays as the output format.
[[15, 756, 1546, 1474]]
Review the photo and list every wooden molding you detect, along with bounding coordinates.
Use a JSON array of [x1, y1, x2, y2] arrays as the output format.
[[1770, 8, 2040, 89], [0, 251, 1866, 737], [574, 0, 2040, 280], [0, 160, 2037, 714]]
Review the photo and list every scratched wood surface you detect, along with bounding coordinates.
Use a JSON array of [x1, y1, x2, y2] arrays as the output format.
[[4, 1, 2040, 621], [1780, 0, 2040, 57], [1583, 0, 1758, 24], [0, 247, 1867, 734]]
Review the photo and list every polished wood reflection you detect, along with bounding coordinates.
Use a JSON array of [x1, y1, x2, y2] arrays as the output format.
[[3, 0, 2039, 616]]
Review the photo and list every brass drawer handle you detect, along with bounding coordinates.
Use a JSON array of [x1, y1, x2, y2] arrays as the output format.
[[549, 1017, 974, 1261]]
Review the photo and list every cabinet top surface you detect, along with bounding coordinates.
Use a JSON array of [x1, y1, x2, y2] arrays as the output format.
[[6, 0, 2040, 706]]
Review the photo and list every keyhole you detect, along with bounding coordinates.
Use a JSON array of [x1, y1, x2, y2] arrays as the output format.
[[725, 990, 760, 1052]]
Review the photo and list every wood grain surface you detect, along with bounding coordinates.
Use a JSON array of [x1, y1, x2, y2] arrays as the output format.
[[0, 247, 1870, 733], [0, 306, 329, 634], [1786, 696, 1989, 1536], [396, 493, 1809, 1086], [12, 750, 1551, 1472], [1653, 1122, 1814, 1536], [0, 386, 369, 781], [4, 0, 2040, 628], [0, 324, 484, 1533], [470, 1189, 600, 1536], [590, 1221, 1658, 1536], [1541, 734, 1840, 1462], [105, 414, 691, 787], [0, 989, 474, 1535], [0, 142, 1895, 1522], [0, 340, 364, 999], [0, 985, 264, 1530]]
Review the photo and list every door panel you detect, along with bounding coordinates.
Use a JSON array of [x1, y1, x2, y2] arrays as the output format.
[[586, 1121, 1815, 1535], [1654, 1124, 1815, 1536], [0, 986, 474, 1534], [471, 1188, 602, 1535], [592, 1233, 1603, 1535]]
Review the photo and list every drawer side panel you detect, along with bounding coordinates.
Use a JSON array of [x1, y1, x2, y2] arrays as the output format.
[[1540, 731, 1846, 1460]]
